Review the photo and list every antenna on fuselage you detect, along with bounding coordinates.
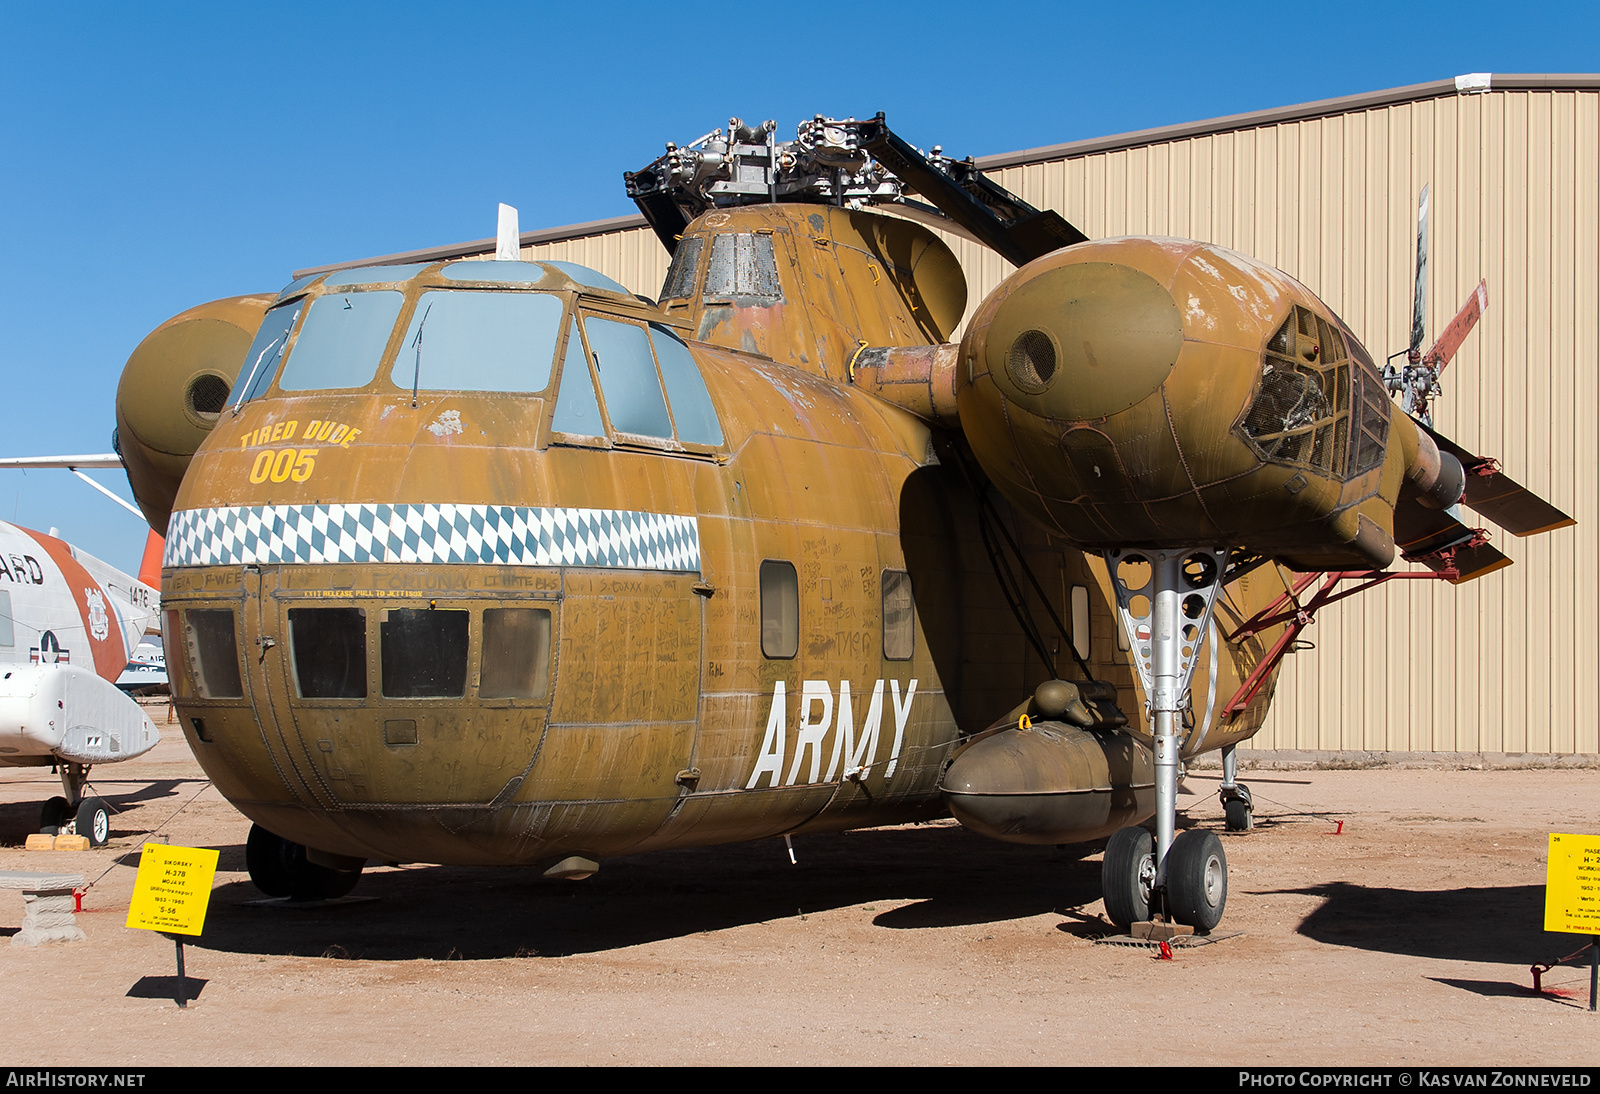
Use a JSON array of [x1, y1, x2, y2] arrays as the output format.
[[496, 203, 520, 261]]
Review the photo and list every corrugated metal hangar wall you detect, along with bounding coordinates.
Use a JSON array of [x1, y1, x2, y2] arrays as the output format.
[[342, 76, 1600, 756]]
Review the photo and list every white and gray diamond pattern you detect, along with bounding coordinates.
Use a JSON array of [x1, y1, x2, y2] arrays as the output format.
[[165, 503, 700, 571]]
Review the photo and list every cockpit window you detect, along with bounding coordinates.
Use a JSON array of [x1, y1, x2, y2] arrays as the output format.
[[650, 324, 723, 446], [543, 261, 631, 295], [390, 291, 563, 394], [278, 291, 405, 392], [585, 316, 673, 439], [229, 300, 304, 407], [442, 260, 549, 285], [659, 237, 703, 301], [551, 319, 605, 436], [321, 263, 431, 288]]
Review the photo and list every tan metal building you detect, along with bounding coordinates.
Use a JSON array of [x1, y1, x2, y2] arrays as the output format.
[[312, 74, 1600, 756]]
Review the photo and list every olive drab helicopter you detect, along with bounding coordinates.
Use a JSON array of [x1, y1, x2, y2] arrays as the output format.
[[73, 112, 1569, 928]]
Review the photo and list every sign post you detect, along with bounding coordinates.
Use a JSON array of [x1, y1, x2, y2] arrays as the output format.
[[125, 843, 220, 1008], [1543, 832, 1600, 1012]]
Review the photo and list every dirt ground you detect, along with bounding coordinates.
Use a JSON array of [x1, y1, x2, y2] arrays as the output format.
[[1, 703, 1596, 1067]]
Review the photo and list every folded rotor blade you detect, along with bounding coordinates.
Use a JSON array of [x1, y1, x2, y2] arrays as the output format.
[[1422, 423, 1576, 537], [0, 453, 123, 469], [1423, 279, 1489, 372]]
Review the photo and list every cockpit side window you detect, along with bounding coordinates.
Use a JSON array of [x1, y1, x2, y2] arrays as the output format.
[[390, 290, 563, 395], [650, 324, 723, 446], [551, 319, 606, 438], [278, 291, 404, 392], [660, 237, 704, 301], [584, 316, 674, 440], [229, 301, 304, 407]]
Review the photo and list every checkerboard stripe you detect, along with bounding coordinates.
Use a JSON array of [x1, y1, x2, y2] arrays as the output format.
[[164, 504, 700, 571]]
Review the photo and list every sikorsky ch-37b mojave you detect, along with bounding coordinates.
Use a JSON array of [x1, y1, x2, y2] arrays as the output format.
[[84, 114, 1569, 928]]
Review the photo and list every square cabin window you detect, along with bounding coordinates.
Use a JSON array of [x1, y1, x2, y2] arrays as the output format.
[[288, 607, 367, 699], [760, 560, 798, 660], [381, 608, 469, 698], [184, 609, 244, 699], [480, 607, 552, 700], [882, 570, 914, 661]]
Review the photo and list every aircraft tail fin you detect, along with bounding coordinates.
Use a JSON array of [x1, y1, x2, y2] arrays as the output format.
[[138, 530, 164, 590]]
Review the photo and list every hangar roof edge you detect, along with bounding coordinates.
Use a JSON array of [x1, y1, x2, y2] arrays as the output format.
[[293, 74, 1600, 280]]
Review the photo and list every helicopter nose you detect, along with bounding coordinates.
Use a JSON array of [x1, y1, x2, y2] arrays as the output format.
[[976, 257, 1183, 421]]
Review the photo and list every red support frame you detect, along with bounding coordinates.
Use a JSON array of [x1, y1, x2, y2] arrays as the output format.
[[1220, 565, 1459, 720]]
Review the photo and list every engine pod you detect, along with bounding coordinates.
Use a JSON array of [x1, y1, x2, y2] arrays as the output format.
[[941, 722, 1154, 845]]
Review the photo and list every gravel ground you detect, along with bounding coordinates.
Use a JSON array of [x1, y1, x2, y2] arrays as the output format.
[[1, 706, 1595, 1067]]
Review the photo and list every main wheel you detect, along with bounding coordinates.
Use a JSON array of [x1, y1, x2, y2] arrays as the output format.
[[246, 824, 363, 900], [76, 797, 111, 847], [1166, 829, 1227, 931], [1223, 797, 1253, 832], [40, 796, 70, 835], [1102, 826, 1155, 927], [245, 824, 298, 897]]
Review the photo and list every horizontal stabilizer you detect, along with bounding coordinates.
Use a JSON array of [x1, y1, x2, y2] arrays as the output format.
[[1422, 424, 1576, 536], [1392, 493, 1512, 584]]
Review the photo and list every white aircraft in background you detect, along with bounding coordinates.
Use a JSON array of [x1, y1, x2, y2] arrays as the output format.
[[0, 454, 162, 845]]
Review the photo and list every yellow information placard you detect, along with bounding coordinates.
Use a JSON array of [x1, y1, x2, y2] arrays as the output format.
[[1544, 832, 1600, 934], [125, 843, 220, 937]]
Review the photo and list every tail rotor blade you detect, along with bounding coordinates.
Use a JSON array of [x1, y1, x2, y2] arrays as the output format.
[[1408, 184, 1430, 363]]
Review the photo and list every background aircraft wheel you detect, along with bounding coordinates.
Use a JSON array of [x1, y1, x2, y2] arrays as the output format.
[[1166, 829, 1227, 931], [40, 796, 70, 835], [1101, 826, 1155, 927], [1223, 797, 1253, 831], [76, 797, 111, 847]]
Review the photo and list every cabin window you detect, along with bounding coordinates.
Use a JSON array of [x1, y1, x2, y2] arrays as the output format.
[[882, 570, 914, 661], [391, 290, 563, 395], [183, 609, 243, 699], [288, 607, 367, 699], [1070, 585, 1090, 662], [277, 291, 404, 393], [0, 590, 11, 647], [660, 237, 703, 301], [551, 319, 606, 437], [381, 608, 469, 698], [650, 324, 723, 446], [480, 607, 552, 700], [585, 316, 674, 439], [704, 233, 782, 302], [229, 301, 303, 407], [760, 560, 798, 660]]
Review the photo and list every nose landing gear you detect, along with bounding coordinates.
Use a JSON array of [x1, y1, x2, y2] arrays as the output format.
[[245, 824, 363, 901]]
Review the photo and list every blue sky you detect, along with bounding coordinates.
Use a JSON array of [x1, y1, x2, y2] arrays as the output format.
[[1, 1, 1594, 573]]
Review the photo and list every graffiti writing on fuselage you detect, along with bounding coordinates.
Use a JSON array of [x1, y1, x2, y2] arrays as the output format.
[[746, 679, 917, 789]]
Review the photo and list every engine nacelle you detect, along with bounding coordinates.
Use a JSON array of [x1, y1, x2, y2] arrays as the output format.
[[115, 294, 274, 533], [955, 238, 1450, 571]]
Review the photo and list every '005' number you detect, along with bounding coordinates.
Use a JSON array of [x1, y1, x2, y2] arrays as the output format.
[[248, 448, 318, 484]]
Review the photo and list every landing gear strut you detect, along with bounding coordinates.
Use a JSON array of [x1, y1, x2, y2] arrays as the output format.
[[1219, 743, 1254, 831], [38, 763, 111, 847], [1100, 547, 1231, 931]]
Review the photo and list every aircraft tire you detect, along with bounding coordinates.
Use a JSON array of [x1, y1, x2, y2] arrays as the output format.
[[1166, 829, 1227, 932], [246, 824, 363, 900], [76, 797, 111, 847], [1223, 798, 1252, 832], [1101, 826, 1155, 927], [40, 796, 71, 835], [245, 824, 300, 897]]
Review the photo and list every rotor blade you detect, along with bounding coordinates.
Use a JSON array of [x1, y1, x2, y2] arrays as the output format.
[[0, 453, 123, 469], [1392, 493, 1511, 584], [1409, 184, 1430, 362], [1423, 279, 1489, 372], [1423, 423, 1576, 536]]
